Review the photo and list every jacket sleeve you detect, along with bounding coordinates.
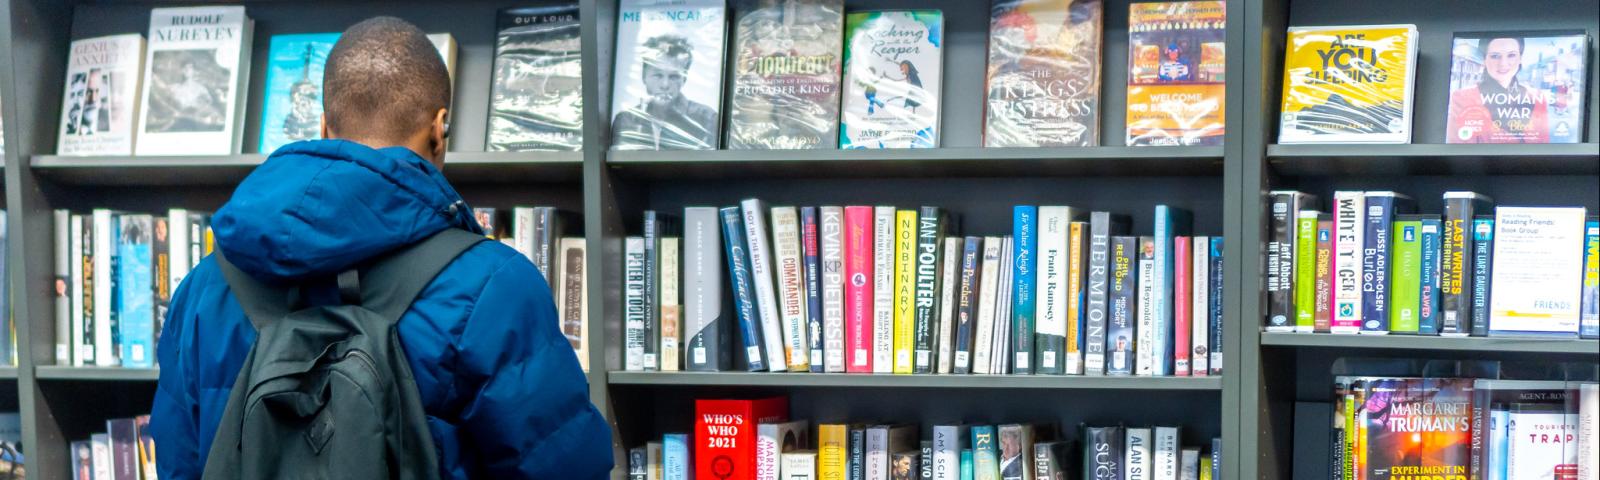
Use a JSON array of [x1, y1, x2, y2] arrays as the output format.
[[452, 256, 613, 479], [150, 270, 204, 480]]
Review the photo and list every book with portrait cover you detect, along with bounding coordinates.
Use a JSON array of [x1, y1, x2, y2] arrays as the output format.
[[488, 5, 583, 152], [1360, 378, 1473, 480], [1446, 30, 1589, 144], [1126, 1, 1226, 146], [1278, 25, 1417, 144], [136, 6, 254, 156], [726, 0, 845, 150], [257, 33, 337, 154], [983, 0, 1103, 147], [840, 10, 944, 149], [58, 34, 145, 156], [611, 0, 727, 150]]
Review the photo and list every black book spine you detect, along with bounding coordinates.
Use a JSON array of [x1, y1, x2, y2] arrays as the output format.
[[643, 210, 661, 370], [1266, 192, 1293, 331], [1107, 237, 1138, 376], [850, 427, 866, 480], [912, 207, 944, 374], [920, 440, 934, 479], [803, 207, 825, 373], [1470, 216, 1494, 337], [1083, 426, 1123, 480], [953, 236, 982, 374]]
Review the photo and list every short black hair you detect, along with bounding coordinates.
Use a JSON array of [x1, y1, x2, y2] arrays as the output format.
[[324, 16, 450, 142]]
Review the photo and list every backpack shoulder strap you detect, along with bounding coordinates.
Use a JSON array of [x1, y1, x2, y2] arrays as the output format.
[[361, 228, 486, 322], [216, 249, 292, 330]]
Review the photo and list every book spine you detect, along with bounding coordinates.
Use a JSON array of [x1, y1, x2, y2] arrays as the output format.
[[1066, 221, 1089, 375], [685, 208, 729, 371], [1181, 448, 1201, 480], [1084, 426, 1122, 480], [664, 434, 688, 480], [1210, 438, 1222, 480], [1208, 238, 1223, 375], [850, 427, 866, 480], [643, 211, 661, 370], [1036, 207, 1070, 375], [873, 207, 896, 374], [1360, 194, 1402, 334], [54, 210, 71, 365], [624, 237, 647, 371], [1154, 427, 1180, 480], [960, 450, 973, 480], [821, 207, 847, 372], [1033, 443, 1055, 480], [720, 207, 767, 372], [892, 210, 918, 374], [1388, 219, 1422, 334], [972, 238, 1003, 375], [920, 441, 934, 480], [932, 425, 965, 480], [971, 426, 998, 480], [117, 214, 155, 368], [1085, 215, 1113, 375], [660, 237, 682, 371], [744, 199, 789, 371], [936, 237, 962, 375], [1011, 206, 1038, 374], [93, 210, 117, 367], [1108, 236, 1137, 376], [1583, 219, 1600, 338], [1174, 236, 1192, 376], [1153, 206, 1190, 376], [1191, 237, 1209, 376], [771, 206, 811, 371], [1266, 192, 1294, 331], [1440, 195, 1485, 336], [912, 207, 944, 374], [803, 207, 825, 373], [1470, 217, 1494, 337], [69, 215, 86, 366], [1332, 192, 1365, 334], [758, 424, 780, 480], [992, 237, 1014, 375], [1294, 211, 1319, 332], [1578, 384, 1598, 478], [562, 239, 589, 371], [78, 215, 94, 366], [953, 237, 982, 374], [844, 207, 875, 373], [821, 424, 848, 480], [1126, 428, 1150, 480], [866, 427, 888, 480], [1137, 237, 1157, 376], [1313, 217, 1334, 333], [1418, 217, 1442, 336]]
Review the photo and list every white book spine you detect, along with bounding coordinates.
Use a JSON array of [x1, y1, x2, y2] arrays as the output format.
[[69, 216, 86, 366], [168, 209, 191, 295], [871, 206, 896, 373], [993, 237, 1014, 374], [973, 237, 1002, 375], [743, 199, 789, 372], [770, 207, 810, 370], [932, 425, 964, 480], [1580, 384, 1597, 480], [659, 237, 681, 371], [512, 207, 536, 261], [1137, 253, 1156, 376], [1036, 207, 1070, 372], [623, 237, 647, 371], [92, 210, 117, 367], [935, 237, 962, 375], [1154, 426, 1180, 480], [820, 206, 846, 373], [865, 427, 888, 480], [757, 423, 781, 480], [1180, 448, 1201, 480], [54, 210, 71, 364], [1126, 428, 1152, 480], [1191, 237, 1210, 376], [1332, 192, 1365, 334], [781, 452, 817, 480]]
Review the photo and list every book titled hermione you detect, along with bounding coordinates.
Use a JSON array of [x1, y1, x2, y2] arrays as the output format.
[[840, 10, 944, 149], [135, 6, 254, 156]]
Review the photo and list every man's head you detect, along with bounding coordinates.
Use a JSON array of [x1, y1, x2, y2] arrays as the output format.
[[322, 16, 451, 167], [641, 35, 693, 107]]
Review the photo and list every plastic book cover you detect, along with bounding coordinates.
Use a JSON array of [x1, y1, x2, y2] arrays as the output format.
[[488, 5, 583, 152], [983, 0, 1103, 147], [59, 34, 145, 156], [1362, 378, 1473, 480], [1126, 1, 1225, 146], [137, 6, 252, 155], [1279, 25, 1417, 144], [1446, 30, 1588, 144], [116, 214, 155, 368], [258, 33, 337, 154], [840, 10, 944, 149], [611, 0, 727, 150], [726, 0, 845, 150]]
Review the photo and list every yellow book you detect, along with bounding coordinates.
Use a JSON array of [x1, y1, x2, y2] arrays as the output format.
[[1200, 457, 1213, 480], [818, 424, 849, 480], [892, 210, 918, 374], [1278, 24, 1417, 144], [1064, 221, 1087, 374]]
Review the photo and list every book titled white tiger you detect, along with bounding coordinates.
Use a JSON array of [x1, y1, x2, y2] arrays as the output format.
[[58, 34, 146, 156], [135, 6, 254, 156]]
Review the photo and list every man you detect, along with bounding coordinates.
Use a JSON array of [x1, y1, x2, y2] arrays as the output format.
[[150, 17, 612, 479], [610, 34, 718, 149]]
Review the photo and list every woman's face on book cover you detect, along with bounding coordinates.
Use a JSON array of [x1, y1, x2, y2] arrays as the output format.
[[1483, 38, 1522, 87]]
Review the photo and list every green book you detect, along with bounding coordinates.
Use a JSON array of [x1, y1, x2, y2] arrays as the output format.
[[960, 448, 974, 480], [1388, 216, 1424, 333], [971, 425, 999, 480], [1293, 210, 1320, 331]]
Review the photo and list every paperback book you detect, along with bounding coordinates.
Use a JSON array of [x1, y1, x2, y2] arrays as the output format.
[[726, 0, 846, 150], [135, 6, 254, 156], [58, 34, 146, 156], [983, 0, 1104, 147]]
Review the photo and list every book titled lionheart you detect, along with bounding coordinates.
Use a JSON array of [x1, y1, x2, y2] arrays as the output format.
[[726, 0, 845, 150]]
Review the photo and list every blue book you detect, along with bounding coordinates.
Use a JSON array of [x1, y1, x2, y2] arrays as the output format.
[[720, 207, 767, 372], [959, 449, 974, 480], [952, 237, 982, 375], [1470, 216, 1495, 337], [971, 426, 999, 480], [1151, 205, 1192, 375], [1359, 192, 1413, 334], [1010, 206, 1037, 375], [850, 427, 866, 480], [1582, 218, 1599, 339], [663, 433, 690, 480], [1107, 236, 1138, 376], [802, 207, 825, 373], [1417, 216, 1442, 335], [1208, 237, 1224, 375], [259, 33, 340, 154], [116, 214, 155, 368]]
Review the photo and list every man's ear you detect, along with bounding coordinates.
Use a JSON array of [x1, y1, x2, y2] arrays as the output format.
[[320, 114, 332, 140]]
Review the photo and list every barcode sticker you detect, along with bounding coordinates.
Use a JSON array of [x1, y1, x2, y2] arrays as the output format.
[[694, 347, 707, 365]]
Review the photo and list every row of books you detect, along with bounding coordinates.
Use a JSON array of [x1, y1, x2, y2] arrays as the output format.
[[468, 206, 590, 370], [624, 202, 1226, 377], [1263, 191, 1600, 338], [1331, 378, 1598, 480], [69, 414, 154, 480]]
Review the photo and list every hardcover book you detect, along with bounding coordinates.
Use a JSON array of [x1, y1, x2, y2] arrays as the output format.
[[1151, 205, 1192, 375], [1136, 237, 1157, 376], [803, 207, 825, 373], [726, 0, 846, 150], [1388, 215, 1424, 334], [984, 0, 1104, 147], [1489, 206, 1586, 336], [1293, 211, 1319, 332], [117, 214, 156, 368], [772, 206, 812, 370], [744, 200, 789, 371], [1085, 212, 1131, 375], [758, 420, 810, 480], [721, 207, 768, 371], [822, 207, 850, 371], [1036, 207, 1075, 374], [1279, 25, 1418, 144], [1363, 378, 1474, 480], [1584, 218, 1599, 338], [1107, 236, 1137, 376], [625, 237, 648, 370], [1266, 191, 1315, 332], [893, 210, 918, 374], [873, 207, 896, 373], [136, 6, 254, 156], [972, 426, 1000, 480], [1068, 220, 1090, 374], [912, 207, 946, 374], [1126, 427, 1150, 480], [1174, 236, 1192, 376], [1084, 426, 1123, 480], [611, 0, 727, 150], [58, 34, 145, 156], [1446, 30, 1589, 144], [936, 236, 963, 374], [1360, 192, 1414, 334], [685, 208, 731, 371], [488, 4, 584, 152], [953, 236, 983, 374], [1208, 237, 1223, 374], [1126, 1, 1226, 146], [1191, 236, 1210, 375], [997, 424, 1034, 480], [844, 206, 875, 372], [258, 33, 337, 154], [697, 397, 789, 480], [1332, 191, 1366, 334], [1417, 216, 1442, 335], [558, 237, 588, 370], [1470, 217, 1495, 336], [1440, 192, 1494, 336], [840, 10, 944, 149], [973, 237, 1005, 375], [1011, 206, 1038, 374]]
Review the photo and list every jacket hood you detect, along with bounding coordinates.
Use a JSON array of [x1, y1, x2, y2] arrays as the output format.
[[213, 139, 482, 282]]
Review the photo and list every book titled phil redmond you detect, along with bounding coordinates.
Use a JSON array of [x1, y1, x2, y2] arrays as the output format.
[[135, 6, 254, 156], [610, 0, 727, 151], [58, 34, 146, 156], [839, 10, 945, 149]]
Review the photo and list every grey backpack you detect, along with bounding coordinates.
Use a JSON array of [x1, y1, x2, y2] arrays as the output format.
[[204, 229, 483, 480]]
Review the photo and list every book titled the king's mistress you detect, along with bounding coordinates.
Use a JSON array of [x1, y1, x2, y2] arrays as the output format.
[[840, 10, 944, 149], [136, 6, 254, 156], [984, 0, 1104, 147], [727, 0, 845, 150], [610, 0, 727, 151], [488, 4, 583, 152], [257, 33, 337, 154], [58, 34, 146, 156]]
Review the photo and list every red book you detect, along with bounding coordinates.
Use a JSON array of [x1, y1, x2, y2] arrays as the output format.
[[1172, 236, 1192, 377], [843, 206, 874, 373], [696, 396, 789, 480]]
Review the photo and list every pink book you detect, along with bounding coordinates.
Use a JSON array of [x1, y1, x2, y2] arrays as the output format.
[[843, 206, 874, 373], [1172, 236, 1192, 377]]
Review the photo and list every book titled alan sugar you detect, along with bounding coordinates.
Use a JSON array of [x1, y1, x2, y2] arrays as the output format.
[[136, 6, 254, 156], [58, 34, 146, 156]]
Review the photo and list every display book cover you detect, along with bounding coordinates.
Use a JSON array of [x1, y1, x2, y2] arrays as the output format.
[[136, 6, 254, 156], [840, 10, 945, 149], [611, 0, 727, 151], [257, 33, 338, 155], [1125, 0, 1226, 147], [488, 4, 583, 152], [1358, 377, 1473, 480], [1487, 206, 1587, 336], [58, 34, 146, 156], [1471, 380, 1581, 480], [983, 0, 1103, 148], [1446, 30, 1589, 144], [726, 0, 845, 150], [1278, 24, 1417, 144], [696, 397, 788, 480]]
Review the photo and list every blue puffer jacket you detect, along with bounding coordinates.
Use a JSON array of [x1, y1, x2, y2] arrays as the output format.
[[150, 140, 613, 479]]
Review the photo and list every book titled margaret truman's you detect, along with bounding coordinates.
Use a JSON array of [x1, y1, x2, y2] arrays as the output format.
[[58, 34, 145, 156], [488, 4, 583, 152], [610, 0, 727, 151], [1126, 1, 1226, 147], [1279, 24, 1417, 144], [136, 6, 254, 156], [1446, 30, 1589, 144], [726, 0, 845, 150], [258, 33, 337, 155], [840, 10, 944, 149], [1362, 378, 1474, 480], [983, 0, 1103, 148]]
